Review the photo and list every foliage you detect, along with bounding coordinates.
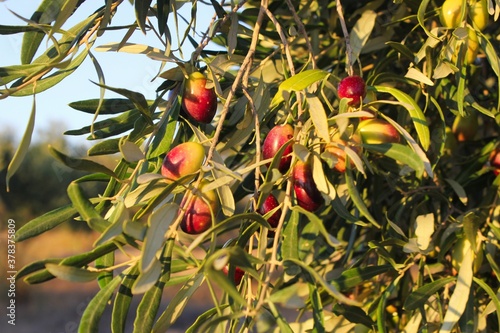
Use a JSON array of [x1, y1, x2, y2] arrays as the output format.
[[2, 0, 500, 332]]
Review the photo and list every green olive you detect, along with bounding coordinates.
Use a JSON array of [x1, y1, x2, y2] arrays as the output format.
[[470, 0, 489, 31], [440, 0, 464, 28]]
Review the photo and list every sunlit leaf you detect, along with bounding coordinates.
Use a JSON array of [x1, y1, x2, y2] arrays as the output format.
[[16, 204, 78, 242], [373, 85, 430, 151], [404, 277, 456, 311], [79, 273, 124, 333], [441, 239, 474, 332], [45, 263, 101, 283], [271, 69, 328, 107], [5, 95, 36, 191]]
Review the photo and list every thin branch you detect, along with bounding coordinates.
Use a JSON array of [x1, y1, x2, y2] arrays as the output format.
[[336, 0, 354, 76], [285, 0, 317, 69]]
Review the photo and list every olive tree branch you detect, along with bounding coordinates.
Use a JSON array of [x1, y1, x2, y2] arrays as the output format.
[[336, 0, 354, 76]]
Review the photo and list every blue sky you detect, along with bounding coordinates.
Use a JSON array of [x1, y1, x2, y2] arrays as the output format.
[[0, 1, 202, 146]]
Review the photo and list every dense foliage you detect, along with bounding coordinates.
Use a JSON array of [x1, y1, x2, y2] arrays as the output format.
[[2, 0, 500, 332]]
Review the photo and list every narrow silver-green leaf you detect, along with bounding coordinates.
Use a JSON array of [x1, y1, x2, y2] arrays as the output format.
[[111, 264, 139, 333], [16, 204, 78, 242], [271, 69, 328, 107], [20, 0, 64, 64], [373, 85, 430, 151], [307, 94, 330, 143], [67, 182, 109, 233], [441, 240, 474, 332], [140, 203, 178, 273], [363, 143, 424, 178], [49, 146, 117, 178], [91, 81, 152, 124], [334, 265, 394, 291], [133, 271, 168, 333], [132, 259, 162, 295], [152, 273, 205, 333], [78, 273, 123, 333], [6, 95, 36, 191], [350, 10, 377, 64], [345, 167, 381, 228], [47, 0, 80, 42], [135, 0, 153, 34], [0, 63, 47, 85], [45, 263, 101, 283], [285, 258, 361, 306], [403, 277, 455, 310]]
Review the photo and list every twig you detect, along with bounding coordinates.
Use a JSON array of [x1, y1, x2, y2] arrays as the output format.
[[285, 0, 317, 69], [336, 0, 354, 76]]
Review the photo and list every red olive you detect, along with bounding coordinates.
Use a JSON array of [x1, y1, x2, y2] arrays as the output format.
[[179, 183, 219, 234], [293, 160, 324, 212], [181, 72, 218, 123], [222, 265, 245, 285], [161, 142, 205, 183], [262, 124, 294, 173], [257, 193, 282, 236], [338, 75, 367, 107]]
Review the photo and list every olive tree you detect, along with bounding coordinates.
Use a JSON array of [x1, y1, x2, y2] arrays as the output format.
[[2, 0, 500, 332]]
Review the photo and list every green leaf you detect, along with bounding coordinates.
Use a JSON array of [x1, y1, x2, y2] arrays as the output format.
[[445, 178, 468, 205], [282, 209, 300, 262], [132, 259, 162, 294], [78, 273, 123, 333], [91, 82, 153, 124], [156, 0, 170, 36], [135, 0, 153, 34], [291, 206, 342, 249], [285, 258, 361, 306], [271, 69, 328, 108], [49, 146, 117, 178], [332, 303, 375, 328], [376, 275, 403, 333], [373, 85, 430, 151], [16, 204, 78, 242], [185, 306, 230, 333], [363, 143, 424, 178], [141, 203, 178, 273], [6, 95, 36, 191], [21, 242, 117, 284], [152, 273, 205, 333], [309, 283, 325, 333], [441, 239, 474, 332], [47, 0, 80, 42], [205, 266, 246, 307], [20, 0, 65, 64], [335, 265, 394, 291], [0, 25, 41, 35], [403, 277, 456, 310], [345, 167, 380, 228], [307, 94, 330, 143], [416, 0, 439, 41], [146, 97, 180, 159], [133, 271, 168, 333], [473, 277, 500, 332], [96, 252, 114, 288], [67, 182, 109, 233], [350, 10, 377, 65], [112, 264, 139, 333], [0, 63, 47, 85], [88, 138, 121, 156], [6, 47, 90, 96], [69, 98, 138, 114], [385, 41, 415, 61], [65, 109, 141, 138], [45, 263, 101, 283]]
